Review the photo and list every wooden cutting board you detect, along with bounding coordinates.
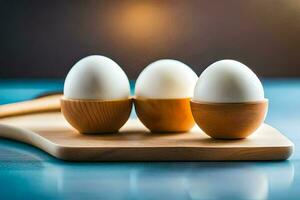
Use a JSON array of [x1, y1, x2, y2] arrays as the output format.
[[0, 112, 293, 161]]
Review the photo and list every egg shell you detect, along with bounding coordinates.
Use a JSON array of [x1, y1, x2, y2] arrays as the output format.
[[135, 59, 198, 99], [193, 59, 264, 103], [64, 55, 130, 100]]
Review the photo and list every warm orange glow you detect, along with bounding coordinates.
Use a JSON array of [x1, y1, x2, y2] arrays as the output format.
[[102, 2, 179, 53], [117, 3, 169, 41]]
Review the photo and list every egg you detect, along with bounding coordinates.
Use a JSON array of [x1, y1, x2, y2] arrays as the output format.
[[190, 59, 268, 139], [134, 59, 197, 132], [193, 59, 264, 103], [64, 55, 130, 100], [135, 59, 198, 99], [61, 55, 132, 134]]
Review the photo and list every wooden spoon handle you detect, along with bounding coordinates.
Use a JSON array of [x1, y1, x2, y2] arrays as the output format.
[[0, 94, 62, 118]]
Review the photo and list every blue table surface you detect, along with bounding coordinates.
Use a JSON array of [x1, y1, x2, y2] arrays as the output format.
[[0, 79, 299, 200]]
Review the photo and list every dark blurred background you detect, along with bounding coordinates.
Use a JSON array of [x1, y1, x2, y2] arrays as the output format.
[[0, 0, 300, 79]]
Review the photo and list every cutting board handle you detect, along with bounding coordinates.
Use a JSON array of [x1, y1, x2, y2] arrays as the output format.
[[0, 94, 62, 118]]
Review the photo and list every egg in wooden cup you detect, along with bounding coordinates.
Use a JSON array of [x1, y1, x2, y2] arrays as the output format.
[[134, 59, 198, 133], [191, 60, 268, 139], [61, 55, 132, 134]]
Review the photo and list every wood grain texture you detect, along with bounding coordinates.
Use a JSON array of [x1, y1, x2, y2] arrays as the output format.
[[191, 100, 268, 139], [134, 98, 195, 132], [0, 112, 293, 161], [61, 98, 132, 134], [0, 94, 61, 118]]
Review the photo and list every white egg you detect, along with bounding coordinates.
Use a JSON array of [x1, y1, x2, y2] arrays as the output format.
[[64, 55, 130, 100], [135, 59, 198, 99], [193, 59, 264, 103]]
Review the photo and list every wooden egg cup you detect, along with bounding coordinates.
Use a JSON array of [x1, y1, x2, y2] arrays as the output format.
[[190, 99, 268, 139], [61, 97, 132, 134], [134, 98, 195, 132]]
